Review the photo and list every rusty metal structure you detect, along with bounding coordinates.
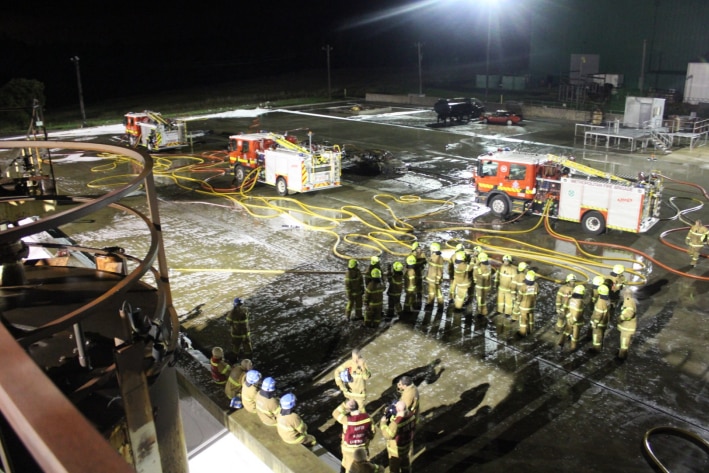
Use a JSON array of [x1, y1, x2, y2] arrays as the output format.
[[0, 140, 187, 473]]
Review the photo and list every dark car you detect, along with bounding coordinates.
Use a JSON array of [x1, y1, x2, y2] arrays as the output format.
[[483, 110, 523, 125]]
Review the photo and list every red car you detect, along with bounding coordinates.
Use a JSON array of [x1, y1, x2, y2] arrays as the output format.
[[483, 110, 523, 125]]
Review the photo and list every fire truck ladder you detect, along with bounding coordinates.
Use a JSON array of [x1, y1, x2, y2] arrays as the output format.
[[547, 154, 630, 183], [146, 111, 170, 126], [271, 133, 310, 154]]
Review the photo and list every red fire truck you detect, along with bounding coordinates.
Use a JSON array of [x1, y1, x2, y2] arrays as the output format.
[[472, 148, 663, 234], [228, 131, 342, 196]]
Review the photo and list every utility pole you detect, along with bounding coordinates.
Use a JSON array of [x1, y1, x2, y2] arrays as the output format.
[[70, 56, 87, 127], [415, 42, 424, 96], [322, 45, 333, 100], [639, 39, 647, 93], [485, 9, 492, 102]]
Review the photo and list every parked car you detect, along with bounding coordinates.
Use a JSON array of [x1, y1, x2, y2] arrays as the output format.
[[483, 110, 523, 125]]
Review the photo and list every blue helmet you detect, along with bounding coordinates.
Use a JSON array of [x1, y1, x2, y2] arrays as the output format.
[[280, 393, 297, 410], [246, 370, 261, 385], [339, 369, 353, 384], [230, 396, 243, 409], [233, 297, 242, 306], [262, 377, 276, 392]]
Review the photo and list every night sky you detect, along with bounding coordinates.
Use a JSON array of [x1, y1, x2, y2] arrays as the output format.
[[0, 1, 534, 108]]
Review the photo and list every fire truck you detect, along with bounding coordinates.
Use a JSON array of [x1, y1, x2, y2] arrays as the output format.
[[124, 110, 188, 151], [228, 131, 342, 196], [472, 148, 663, 234]]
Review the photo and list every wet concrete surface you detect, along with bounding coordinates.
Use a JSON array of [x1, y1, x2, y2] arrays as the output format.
[[17, 104, 709, 471]]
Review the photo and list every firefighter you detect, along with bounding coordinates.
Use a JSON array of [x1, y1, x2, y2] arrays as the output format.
[[255, 376, 280, 426], [450, 251, 472, 310], [588, 276, 606, 312], [517, 270, 539, 336], [495, 255, 517, 317], [365, 255, 382, 287], [209, 346, 230, 385], [607, 264, 627, 315], [473, 252, 494, 316], [589, 284, 611, 353], [242, 369, 262, 414], [226, 297, 252, 358], [554, 274, 576, 333], [386, 261, 405, 318], [363, 268, 384, 328], [403, 255, 419, 314], [447, 243, 467, 299], [225, 358, 252, 400], [617, 289, 638, 360], [345, 259, 365, 321], [410, 242, 426, 305], [397, 376, 419, 420], [558, 285, 586, 350], [277, 393, 316, 446], [332, 398, 375, 472], [425, 242, 445, 308], [510, 262, 529, 321], [380, 400, 416, 473], [686, 219, 708, 267], [350, 447, 383, 473], [334, 349, 372, 411], [467, 245, 483, 300]]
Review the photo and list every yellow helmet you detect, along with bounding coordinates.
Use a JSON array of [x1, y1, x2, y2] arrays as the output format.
[[371, 268, 382, 279], [392, 261, 404, 272], [503, 255, 512, 263], [612, 264, 625, 275], [592, 275, 605, 286], [455, 243, 465, 252], [478, 252, 489, 263], [455, 251, 467, 262], [565, 273, 576, 283], [411, 241, 419, 251], [597, 284, 609, 296], [518, 262, 528, 272], [525, 270, 536, 282], [371, 255, 380, 265], [348, 259, 358, 269], [430, 242, 441, 252], [573, 285, 586, 295], [474, 245, 483, 254], [406, 254, 417, 266]]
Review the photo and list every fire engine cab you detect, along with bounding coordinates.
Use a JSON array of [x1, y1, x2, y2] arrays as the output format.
[[228, 131, 342, 196], [124, 111, 188, 151], [472, 148, 663, 234]]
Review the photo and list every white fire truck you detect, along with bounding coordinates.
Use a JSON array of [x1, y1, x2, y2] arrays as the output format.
[[124, 111, 188, 151], [472, 148, 663, 234], [228, 131, 342, 196]]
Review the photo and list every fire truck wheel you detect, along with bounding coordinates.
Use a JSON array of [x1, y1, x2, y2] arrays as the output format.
[[581, 211, 606, 235], [488, 194, 510, 218], [234, 165, 246, 185], [276, 177, 288, 196]]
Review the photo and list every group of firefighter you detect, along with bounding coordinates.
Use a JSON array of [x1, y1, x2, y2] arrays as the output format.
[[345, 240, 639, 359]]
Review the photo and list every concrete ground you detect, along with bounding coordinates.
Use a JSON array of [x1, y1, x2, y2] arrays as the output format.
[[42, 106, 709, 472]]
